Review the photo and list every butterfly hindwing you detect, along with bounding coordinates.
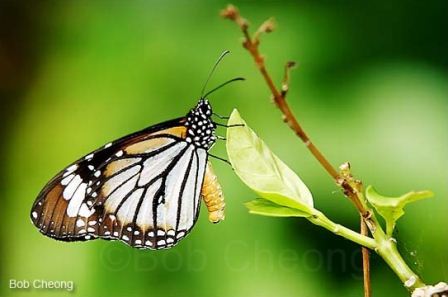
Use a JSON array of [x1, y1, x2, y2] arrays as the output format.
[[31, 118, 209, 249], [95, 141, 207, 249]]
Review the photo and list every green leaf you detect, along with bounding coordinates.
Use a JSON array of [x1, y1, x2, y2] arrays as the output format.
[[245, 198, 311, 217], [226, 109, 314, 214], [365, 185, 434, 236]]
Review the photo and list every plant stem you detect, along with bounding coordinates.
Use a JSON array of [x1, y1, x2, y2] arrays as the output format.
[[221, 5, 372, 294], [220, 4, 368, 216], [308, 210, 377, 250], [378, 242, 425, 290], [310, 209, 426, 291], [221, 4, 428, 294], [361, 216, 372, 297], [368, 214, 425, 291], [313, 205, 427, 292]]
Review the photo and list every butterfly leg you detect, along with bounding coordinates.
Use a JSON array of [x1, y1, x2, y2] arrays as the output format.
[[212, 112, 230, 120], [214, 122, 244, 128], [208, 154, 231, 166]]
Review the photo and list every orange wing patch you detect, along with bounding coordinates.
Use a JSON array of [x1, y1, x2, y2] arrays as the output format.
[[150, 126, 187, 138], [34, 184, 64, 234], [125, 137, 176, 155], [125, 126, 187, 155], [104, 158, 141, 177], [201, 162, 225, 223]]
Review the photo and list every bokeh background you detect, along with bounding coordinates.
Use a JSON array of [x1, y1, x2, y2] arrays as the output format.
[[1, 1, 447, 297]]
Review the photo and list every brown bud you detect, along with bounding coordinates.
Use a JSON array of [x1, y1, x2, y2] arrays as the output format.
[[220, 4, 239, 20], [286, 61, 297, 69], [242, 39, 250, 49], [241, 18, 249, 30], [259, 18, 276, 33], [339, 162, 351, 172]]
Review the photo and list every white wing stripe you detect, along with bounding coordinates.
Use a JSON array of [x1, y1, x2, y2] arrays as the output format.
[[117, 188, 144, 225], [160, 146, 195, 230], [177, 150, 199, 231], [67, 183, 87, 217], [103, 165, 141, 197], [138, 142, 187, 187], [195, 149, 207, 211], [63, 174, 82, 200], [136, 179, 163, 229], [61, 174, 75, 186], [105, 174, 139, 213]]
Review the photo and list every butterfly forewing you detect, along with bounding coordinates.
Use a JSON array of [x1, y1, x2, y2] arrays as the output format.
[[31, 118, 209, 249]]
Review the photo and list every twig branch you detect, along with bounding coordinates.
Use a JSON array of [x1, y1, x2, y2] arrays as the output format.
[[221, 4, 372, 296], [361, 216, 372, 297], [221, 5, 342, 179], [281, 61, 296, 98], [221, 4, 372, 218], [221, 5, 433, 294]]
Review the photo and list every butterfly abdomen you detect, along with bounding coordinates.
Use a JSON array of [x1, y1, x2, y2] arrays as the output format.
[[201, 162, 225, 223]]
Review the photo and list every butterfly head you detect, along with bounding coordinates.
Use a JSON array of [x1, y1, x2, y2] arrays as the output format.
[[185, 99, 216, 149], [195, 98, 213, 116]]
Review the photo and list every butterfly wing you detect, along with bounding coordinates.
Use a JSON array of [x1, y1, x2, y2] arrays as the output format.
[[31, 118, 208, 249]]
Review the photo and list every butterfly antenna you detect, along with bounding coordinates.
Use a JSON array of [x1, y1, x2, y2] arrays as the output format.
[[202, 77, 245, 98], [200, 50, 231, 98]]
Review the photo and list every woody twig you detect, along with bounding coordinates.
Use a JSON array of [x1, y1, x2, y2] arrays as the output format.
[[221, 5, 372, 297]]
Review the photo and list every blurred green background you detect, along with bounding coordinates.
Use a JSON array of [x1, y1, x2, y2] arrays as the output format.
[[1, 1, 447, 297]]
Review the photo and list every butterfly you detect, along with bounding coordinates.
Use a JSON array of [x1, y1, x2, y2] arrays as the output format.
[[30, 51, 243, 250]]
